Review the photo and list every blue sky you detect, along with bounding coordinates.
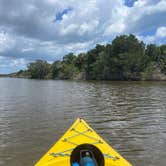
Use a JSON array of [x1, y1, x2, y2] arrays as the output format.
[[55, 7, 73, 22], [0, 0, 166, 74], [125, 0, 137, 7]]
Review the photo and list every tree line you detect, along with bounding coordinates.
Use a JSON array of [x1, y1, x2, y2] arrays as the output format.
[[18, 34, 166, 80]]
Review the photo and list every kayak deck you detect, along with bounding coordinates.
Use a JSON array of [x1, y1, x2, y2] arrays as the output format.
[[35, 118, 132, 166]]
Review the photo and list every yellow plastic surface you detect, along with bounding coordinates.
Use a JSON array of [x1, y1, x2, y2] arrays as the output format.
[[35, 118, 132, 166]]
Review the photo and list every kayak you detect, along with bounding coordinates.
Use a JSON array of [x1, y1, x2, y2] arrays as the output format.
[[35, 118, 132, 166]]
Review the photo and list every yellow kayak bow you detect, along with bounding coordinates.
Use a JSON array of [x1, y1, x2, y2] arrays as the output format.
[[35, 118, 132, 166]]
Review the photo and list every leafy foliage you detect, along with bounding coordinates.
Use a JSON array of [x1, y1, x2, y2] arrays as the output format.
[[28, 60, 50, 79], [21, 35, 165, 80]]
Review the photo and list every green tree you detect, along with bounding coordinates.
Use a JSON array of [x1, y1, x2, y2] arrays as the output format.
[[159, 45, 166, 74], [75, 53, 86, 71], [109, 34, 146, 79], [63, 53, 76, 64], [28, 60, 50, 79], [90, 51, 111, 80], [59, 63, 79, 79], [84, 44, 105, 79], [51, 61, 62, 79], [145, 44, 161, 62], [23, 34, 166, 81]]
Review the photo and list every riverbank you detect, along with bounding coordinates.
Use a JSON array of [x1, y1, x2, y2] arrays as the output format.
[[1, 69, 166, 81]]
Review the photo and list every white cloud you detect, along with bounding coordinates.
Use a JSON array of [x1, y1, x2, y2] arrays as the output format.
[[138, 26, 166, 44], [133, 0, 162, 7], [0, 31, 15, 52], [156, 26, 166, 38], [104, 21, 126, 36], [0, 0, 165, 73], [125, 0, 166, 34], [0, 56, 27, 73]]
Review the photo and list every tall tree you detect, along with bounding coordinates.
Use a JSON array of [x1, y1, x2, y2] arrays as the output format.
[[28, 60, 50, 79]]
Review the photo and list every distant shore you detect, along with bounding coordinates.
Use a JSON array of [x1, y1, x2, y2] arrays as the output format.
[[1, 72, 166, 81], [1, 34, 166, 81]]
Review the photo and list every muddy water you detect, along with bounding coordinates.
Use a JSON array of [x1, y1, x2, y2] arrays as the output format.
[[0, 78, 166, 166]]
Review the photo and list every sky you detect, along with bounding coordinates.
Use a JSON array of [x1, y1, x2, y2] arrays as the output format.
[[0, 0, 166, 74]]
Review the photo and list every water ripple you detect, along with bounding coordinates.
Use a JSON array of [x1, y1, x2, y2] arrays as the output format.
[[0, 78, 166, 166]]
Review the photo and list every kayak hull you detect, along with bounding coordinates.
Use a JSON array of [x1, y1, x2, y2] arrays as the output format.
[[35, 118, 132, 166]]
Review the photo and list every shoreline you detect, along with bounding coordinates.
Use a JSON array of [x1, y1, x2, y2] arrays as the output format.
[[1, 75, 166, 81]]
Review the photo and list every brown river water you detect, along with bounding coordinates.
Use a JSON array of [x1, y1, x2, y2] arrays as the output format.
[[0, 78, 166, 166]]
